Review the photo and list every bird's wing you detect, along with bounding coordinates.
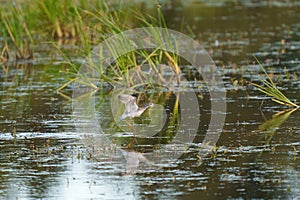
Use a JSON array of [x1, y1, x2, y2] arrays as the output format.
[[126, 101, 139, 113], [118, 94, 136, 103], [118, 94, 139, 116]]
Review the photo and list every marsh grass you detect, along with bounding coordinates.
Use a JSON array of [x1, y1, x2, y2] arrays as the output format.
[[0, 0, 102, 62], [56, 3, 181, 92], [0, 42, 9, 63], [1, 3, 33, 60], [251, 57, 299, 108], [0, 0, 180, 92], [39, 0, 78, 39]]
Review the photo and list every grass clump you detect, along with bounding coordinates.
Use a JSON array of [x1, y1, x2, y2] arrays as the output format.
[[57, 3, 181, 91], [251, 57, 299, 108], [0, 0, 180, 91]]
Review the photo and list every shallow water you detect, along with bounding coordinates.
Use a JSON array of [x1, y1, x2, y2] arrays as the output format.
[[1, 1, 300, 199]]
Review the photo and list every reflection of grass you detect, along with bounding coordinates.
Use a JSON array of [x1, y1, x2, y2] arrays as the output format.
[[251, 57, 299, 108], [259, 108, 297, 145]]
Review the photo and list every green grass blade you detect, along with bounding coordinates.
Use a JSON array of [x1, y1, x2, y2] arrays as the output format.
[[251, 56, 299, 108]]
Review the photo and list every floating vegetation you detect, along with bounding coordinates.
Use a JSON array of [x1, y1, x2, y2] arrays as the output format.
[[251, 57, 299, 108]]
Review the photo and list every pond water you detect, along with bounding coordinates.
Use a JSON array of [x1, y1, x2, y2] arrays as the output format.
[[1, 1, 300, 199]]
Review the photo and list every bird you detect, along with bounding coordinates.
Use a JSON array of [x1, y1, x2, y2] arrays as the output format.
[[118, 94, 153, 121]]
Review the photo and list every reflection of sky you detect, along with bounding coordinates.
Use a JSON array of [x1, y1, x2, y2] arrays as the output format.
[[53, 159, 140, 199], [284, 166, 300, 199], [0, 134, 139, 199]]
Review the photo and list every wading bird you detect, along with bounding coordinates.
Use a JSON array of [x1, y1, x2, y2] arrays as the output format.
[[118, 94, 153, 148], [118, 94, 153, 121]]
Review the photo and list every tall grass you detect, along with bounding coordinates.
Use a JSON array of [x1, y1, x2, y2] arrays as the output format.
[[56, 2, 180, 91], [0, 42, 9, 63], [0, 0, 179, 91], [1, 3, 33, 60], [38, 0, 78, 39], [0, 0, 101, 62]]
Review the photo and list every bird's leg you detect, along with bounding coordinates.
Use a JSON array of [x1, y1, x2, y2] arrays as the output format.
[[125, 119, 138, 148], [125, 119, 136, 135]]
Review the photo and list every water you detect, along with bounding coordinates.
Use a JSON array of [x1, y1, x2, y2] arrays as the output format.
[[1, 1, 300, 199]]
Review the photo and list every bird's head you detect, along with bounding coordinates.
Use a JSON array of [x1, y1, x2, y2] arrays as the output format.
[[131, 93, 139, 98]]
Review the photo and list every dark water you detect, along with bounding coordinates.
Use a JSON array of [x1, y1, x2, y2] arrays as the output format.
[[1, 1, 300, 199]]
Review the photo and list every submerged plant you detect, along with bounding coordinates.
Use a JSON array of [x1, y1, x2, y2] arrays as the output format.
[[251, 57, 299, 108]]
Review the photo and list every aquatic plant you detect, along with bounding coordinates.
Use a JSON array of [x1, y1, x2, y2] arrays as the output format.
[[251, 57, 299, 108]]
